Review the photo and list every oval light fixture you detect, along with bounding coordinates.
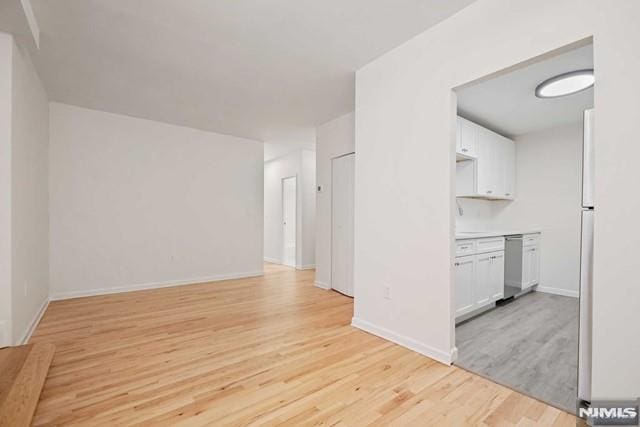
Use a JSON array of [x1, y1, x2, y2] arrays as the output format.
[[535, 69, 594, 98]]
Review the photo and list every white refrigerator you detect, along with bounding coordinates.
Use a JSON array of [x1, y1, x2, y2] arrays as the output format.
[[578, 108, 594, 403]]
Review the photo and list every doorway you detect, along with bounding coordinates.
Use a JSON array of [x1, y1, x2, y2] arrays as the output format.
[[282, 176, 297, 268], [451, 41, 593, 414], [331, 153, 355, 297]]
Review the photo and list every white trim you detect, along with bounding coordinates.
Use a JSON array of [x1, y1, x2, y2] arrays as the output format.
[[19, 297, 49, 344], [20, 0, 40, 48], [0, 321, 10, 348], [536, 286, 579, 298], [450, 346, 459, 363], [51, 270, 264, 301], [351, 317, 453, 365], [314, 281, 331, 290], [296, 264, 315, 271], [264, 257, 281, 264]]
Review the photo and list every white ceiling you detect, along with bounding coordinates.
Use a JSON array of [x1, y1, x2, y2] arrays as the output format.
[[28, 0, 476, 143], [457, 44, 594, 138]]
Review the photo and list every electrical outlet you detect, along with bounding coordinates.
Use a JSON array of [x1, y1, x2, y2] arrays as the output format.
[[383, 284, 392, 300]]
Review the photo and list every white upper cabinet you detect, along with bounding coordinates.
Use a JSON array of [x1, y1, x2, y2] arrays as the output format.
[[502, 138, 516, 199], [475, 126, 497, 197], [456, 117, 478, 159], [455, 116, 515, 200]]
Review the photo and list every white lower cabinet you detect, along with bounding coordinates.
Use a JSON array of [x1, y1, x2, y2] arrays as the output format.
[[489, 251, 505, 301], [474, 253, 493, 307], [522, 246, 540, 288], [454, 237, 505, 319], [454, 256, 475, 317], [505, 233, 541, 290]]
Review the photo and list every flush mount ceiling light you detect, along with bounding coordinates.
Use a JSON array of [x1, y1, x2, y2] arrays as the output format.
[[535, 69, 594, 98]]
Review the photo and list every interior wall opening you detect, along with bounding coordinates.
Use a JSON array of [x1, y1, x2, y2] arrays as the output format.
[[450, 40, 594, 415]]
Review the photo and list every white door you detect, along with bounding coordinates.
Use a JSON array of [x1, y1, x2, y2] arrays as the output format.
[[489, 252, 505, 301], [454, 256, 475, 316], [331, 154, 355, 297], [282, 176, 297, 267]]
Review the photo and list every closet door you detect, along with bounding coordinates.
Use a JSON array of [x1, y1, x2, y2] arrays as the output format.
[[331, 154, 355, 297]]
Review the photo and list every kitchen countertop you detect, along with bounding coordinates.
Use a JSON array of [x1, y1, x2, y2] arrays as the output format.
[[455, 230, 541, 240]]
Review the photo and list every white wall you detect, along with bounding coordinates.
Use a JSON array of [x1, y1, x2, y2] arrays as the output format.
[[0, 33, 13, 346], [11, 37, 50, 343], [263, 149, 316, 268], [49, 103, 264, 299], [315, 112, 355, 288], [354, 0, 640, 399], [301, 149, 316, 268], [0, 32, 49, 346], [495, 123, 583, 297], [455, 198, 495, 231]]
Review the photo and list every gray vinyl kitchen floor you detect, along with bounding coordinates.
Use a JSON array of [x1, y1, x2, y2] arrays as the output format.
[[455, 291, 579, 413]]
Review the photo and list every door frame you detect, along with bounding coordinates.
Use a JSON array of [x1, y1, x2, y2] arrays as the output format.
[[450, 38, 593, 360], [330, 152, 355, 294], [281, 175, 298, 268]]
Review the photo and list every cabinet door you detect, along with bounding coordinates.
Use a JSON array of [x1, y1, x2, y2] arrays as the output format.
[[457, 117, 478, 158], [474, 253, 492, 307], [490, 252, 505, 301], [529, 246, 540, 286], [522, 246, 540, 288], [476, 127, 496, 197], [503, 139, 516, 199], [455, 256, 475, 316]]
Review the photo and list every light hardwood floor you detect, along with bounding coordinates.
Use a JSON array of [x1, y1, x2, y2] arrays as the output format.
[[30, 264, 579, 426]]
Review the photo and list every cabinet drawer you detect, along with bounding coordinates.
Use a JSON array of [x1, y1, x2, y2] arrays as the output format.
[[455, 240, 476, 257], [476, 237, 505, 254], [523, 234, 540, 247]]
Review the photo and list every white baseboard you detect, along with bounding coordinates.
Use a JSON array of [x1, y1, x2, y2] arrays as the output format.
[[296, 264, 316, 271], [351, 317, 453, 365], [536, 286, 579, 298], [314, 280, 331, 290], [264, 257, 281, 264], [19, 297, 50, 345], [0, 320, 10, 348], [51, 270, 264, 301]]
